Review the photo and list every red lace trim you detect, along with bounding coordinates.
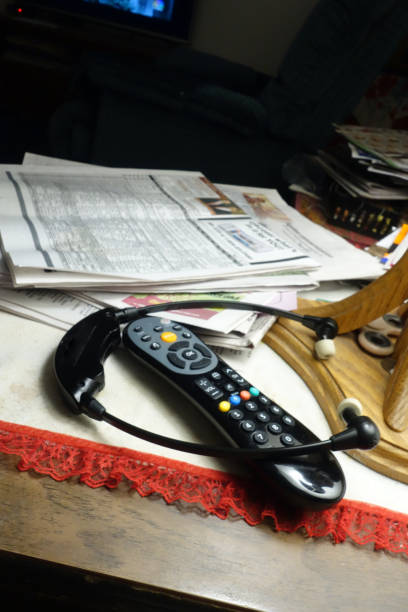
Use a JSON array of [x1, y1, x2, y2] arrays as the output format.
[[1, 420, 407, 555]]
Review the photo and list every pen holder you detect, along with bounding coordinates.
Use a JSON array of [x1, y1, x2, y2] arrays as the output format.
[[327, 183, 400, 239]]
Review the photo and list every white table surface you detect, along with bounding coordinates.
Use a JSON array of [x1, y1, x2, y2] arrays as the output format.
[[1, 303, 408, 516]]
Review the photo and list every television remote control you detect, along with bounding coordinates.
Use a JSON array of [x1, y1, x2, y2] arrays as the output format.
[[123, 315, 345, 509]]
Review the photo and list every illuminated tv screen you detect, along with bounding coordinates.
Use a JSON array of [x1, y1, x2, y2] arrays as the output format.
[[83, 1, 175, 23], [9, 0, 195, 40]]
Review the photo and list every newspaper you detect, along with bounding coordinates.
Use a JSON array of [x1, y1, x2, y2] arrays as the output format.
[[18, 153, 385, 283], [0, 283, 298, 351], [0, 281, 298, 353], [219, 184, 385, 281], [0, 255, 11, 287], [72, 289, 295, 334], [0, 154, 387, 354], [314, 150, 408, 200], [0, 157, 305, 352], [0, 248, 316, 292], [200, 314, 277, 356], [0, 287, 100, 330], [71, 289, 297, 352], [0, 285, 278, 352], [0, 166, 318, 289], [335, 125, 408, 171]]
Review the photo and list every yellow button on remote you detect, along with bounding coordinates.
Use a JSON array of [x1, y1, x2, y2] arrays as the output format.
[[161, 331, 177, 343], [218, 401, 230, 413]]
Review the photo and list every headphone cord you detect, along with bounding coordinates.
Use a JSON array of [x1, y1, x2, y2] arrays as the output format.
[[82, 395, 333, 460]]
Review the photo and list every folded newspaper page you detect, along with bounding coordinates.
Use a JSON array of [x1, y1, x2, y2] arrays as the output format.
[[18, 154, 385, 282], [0, 285, 294, 353], [71, 289, 296, 334], [0, 166, 318, 288], [219, 184, 385, 281], [0, 287, 100, 330]]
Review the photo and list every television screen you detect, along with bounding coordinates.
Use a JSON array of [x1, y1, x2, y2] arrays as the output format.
[[9, 0, 195, 41], [82, 1, 175, 22]]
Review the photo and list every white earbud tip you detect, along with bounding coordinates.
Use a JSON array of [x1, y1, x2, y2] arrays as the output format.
[[337, 397, 363, 418], [314, 338, 335, 360]]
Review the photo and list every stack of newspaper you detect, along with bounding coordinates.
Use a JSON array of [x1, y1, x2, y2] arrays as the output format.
[[316, 125, 408, 201], [0, 154, 385, 354]]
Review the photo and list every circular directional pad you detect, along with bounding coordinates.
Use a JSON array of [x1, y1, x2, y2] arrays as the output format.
[[167, 339, 215, 372], [127, 317, 219, 374]]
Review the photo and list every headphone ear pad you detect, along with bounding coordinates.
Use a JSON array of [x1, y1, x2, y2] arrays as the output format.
[[314, 338, 335, 360], [337, 397, 363, 418]]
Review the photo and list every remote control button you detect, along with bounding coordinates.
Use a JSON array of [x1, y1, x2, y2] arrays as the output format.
[[229, 409, 244, 420], [172, 324, 182, 330], [167, 353, 186, 368], [268, 422, 282, 434], [153, 325, 163, 332], [240, 390, 251, 401], [253, 431, 269, 445], [256, 411, 270, 423], [222, 367, 235, 376], [211, 371, 222, 380], [141, 334, 151, 342], [194, 343, 212, 358], [245, 400, 258, 412], [194, 378, 223, 399], [282, 415, 295, 427], [223, 367, 240, 381], [169, 340, 189, 352], [161, 331, 178, 343], [236, 376, 247, 386], [229, 394, 241, 406], [269, 404, 283, 417], [280, 433, 296, 446], [241, 420, 255, 432], [258, 395, 270, 406], [249, 387, 260, 397], [224, 383, 236, 393], [190, 357, 211, 370], [218, 401, 231, 413], [207, 388, 224, 400], [133, 325, 143, 332], [150, 342, 161, 350], [195, 377, 211, 390], [182, 349, 198, 360], [182, 331, 192, 338]]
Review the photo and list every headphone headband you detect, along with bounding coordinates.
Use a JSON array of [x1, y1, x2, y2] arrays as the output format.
[[53, 299, 350, 460]]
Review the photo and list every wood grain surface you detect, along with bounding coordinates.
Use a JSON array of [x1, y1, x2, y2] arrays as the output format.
[[384, 322, 408, 431], [0, 453, 407, 612], [264, 312, 408, 483], [295, 250, 408, 334]]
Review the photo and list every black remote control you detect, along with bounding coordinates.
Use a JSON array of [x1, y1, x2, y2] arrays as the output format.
[[122, 315, 346, 509]]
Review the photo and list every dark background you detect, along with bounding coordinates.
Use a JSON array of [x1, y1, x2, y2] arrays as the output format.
[[0, 0, 321, 164]]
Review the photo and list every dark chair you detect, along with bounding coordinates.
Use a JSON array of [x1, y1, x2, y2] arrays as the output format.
[[48, 0, 408, 192]]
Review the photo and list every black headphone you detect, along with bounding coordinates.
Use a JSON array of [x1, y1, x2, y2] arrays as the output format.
[[54, 300, 380, 460]]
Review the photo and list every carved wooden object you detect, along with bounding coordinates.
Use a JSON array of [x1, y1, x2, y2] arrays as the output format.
[[263, 250, 408, 483]]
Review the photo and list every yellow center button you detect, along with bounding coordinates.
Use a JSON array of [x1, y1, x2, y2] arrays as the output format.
[[218, 401, 231, 413], [161, 331, 178, 343]]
